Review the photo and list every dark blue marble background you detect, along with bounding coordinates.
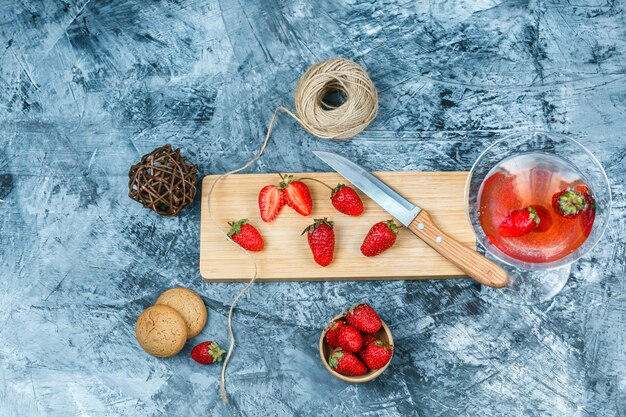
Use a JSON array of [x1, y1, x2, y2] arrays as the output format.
[[1, 1, 625, 416]]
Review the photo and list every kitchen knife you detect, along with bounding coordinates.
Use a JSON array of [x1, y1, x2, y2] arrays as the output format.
[[313, 151, 509, 288]]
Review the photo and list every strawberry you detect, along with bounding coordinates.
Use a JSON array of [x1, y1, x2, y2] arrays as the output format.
[[303, 218, 335, 267], [345, 303, 382, 334], [574, 184, 596, 208], [497, 207, 540, 237], [360, 340, 393, 370], [325, 320, 346, 350], [529, 205, 552, 233], [552, 188, 588, 218], [331, 184, 364, 216], [258, 184, 284, 222], [328, 348, 368, 376], [191, 341, 225, 365], [361, 334, 377, 350], [360, 220, 399, 257], [336, 324, 364, 353], [280, 175, 312, 216], [228, 219, 264, 251], [574, 184, 596, 236], [357, 334, 377, 359]]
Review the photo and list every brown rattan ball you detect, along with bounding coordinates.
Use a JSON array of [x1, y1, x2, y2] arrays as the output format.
[[128, 144, 197, 216]]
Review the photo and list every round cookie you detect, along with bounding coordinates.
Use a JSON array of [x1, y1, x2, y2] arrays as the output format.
[[155, 287, 207, 339], [135, 305, 187, 358]]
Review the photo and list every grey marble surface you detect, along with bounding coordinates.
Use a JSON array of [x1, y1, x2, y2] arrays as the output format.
[[1, 1, 625, 416]]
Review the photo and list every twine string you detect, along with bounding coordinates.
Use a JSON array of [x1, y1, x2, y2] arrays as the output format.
[[207, 58, 378, 404], [207, 106, 288, 404]]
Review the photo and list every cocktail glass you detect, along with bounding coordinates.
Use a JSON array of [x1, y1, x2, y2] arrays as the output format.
[[465, 132, 611, 304]]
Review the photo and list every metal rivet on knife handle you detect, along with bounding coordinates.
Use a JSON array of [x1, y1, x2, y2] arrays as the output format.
[[408, 211, 509, 288]]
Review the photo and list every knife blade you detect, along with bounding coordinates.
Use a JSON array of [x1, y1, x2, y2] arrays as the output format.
[[312, 151, 421, 226], [313, 150, 509, 288]]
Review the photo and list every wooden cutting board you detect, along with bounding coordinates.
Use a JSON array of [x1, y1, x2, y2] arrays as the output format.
[[200, 172, 474, 281]]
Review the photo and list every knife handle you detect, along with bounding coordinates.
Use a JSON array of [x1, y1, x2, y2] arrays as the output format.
[[408, 210, 509, 288]]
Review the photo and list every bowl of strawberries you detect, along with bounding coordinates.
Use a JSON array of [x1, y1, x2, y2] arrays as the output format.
[[319, 303, 393, 382]]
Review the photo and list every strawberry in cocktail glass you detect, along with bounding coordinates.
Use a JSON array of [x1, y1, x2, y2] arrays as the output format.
[[465, 132, 611, 304]]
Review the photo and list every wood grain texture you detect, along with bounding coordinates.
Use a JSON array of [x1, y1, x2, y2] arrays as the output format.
[[200, 171, 475, 281], [408, 211, 508, 288]]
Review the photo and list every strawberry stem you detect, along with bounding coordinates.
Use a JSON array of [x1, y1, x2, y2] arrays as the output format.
[[556, 190, 587, 216], [297, 177, 333, 190], [385, 220, 400, 235], [302, 217, 334, 235], [227, 219, 248, 237], [278, 173, 296, 189], [209, 342, 226, 362]]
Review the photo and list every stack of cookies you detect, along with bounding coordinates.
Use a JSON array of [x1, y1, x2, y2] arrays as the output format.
[[135, 287, 208, 358]]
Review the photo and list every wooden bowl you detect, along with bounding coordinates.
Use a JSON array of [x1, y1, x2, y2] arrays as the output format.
[[319, 313, 394, 383]]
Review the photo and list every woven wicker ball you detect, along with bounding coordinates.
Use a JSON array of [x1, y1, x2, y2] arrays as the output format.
[[128, 144, 197, 216]]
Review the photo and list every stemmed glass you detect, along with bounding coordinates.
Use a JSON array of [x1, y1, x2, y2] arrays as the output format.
[[465, 132, 612, 304]]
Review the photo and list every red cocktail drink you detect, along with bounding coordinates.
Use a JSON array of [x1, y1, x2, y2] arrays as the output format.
[[478, 153, 595, 263]]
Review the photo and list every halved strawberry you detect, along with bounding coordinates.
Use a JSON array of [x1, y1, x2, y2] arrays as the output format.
[[280, 175, 312, 216], [497, 207, 540, 238], [258, 184, 284, 222]]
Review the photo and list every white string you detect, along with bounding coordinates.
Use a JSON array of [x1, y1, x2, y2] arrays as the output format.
[[209, 58, 378, 404], [207, 107, 290, 404]]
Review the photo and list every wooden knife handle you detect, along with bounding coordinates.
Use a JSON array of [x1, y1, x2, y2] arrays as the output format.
[[408, 210, 509, 288]]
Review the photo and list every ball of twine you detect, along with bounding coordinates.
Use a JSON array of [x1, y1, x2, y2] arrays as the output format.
[[128, 144, 197, 216], [293, 57, 378, 140], [214, 58, 378, 404]]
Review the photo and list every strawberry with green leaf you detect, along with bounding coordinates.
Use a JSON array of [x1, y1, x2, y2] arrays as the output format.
[[228, 219, 264, 251], [328, 348, 368, 376], [497, 207, 540, 238], [360, 220, 399, 257], [360, 340, 393, 370], [303, 218, 335, 267], [552, 188, 588, 218], [191, 341, 225, 365], [331, 184, 364, 216], [346, 303, 382, 334]]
